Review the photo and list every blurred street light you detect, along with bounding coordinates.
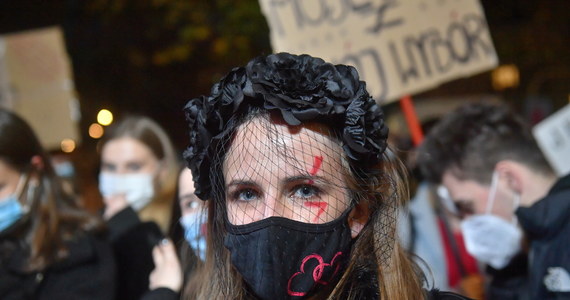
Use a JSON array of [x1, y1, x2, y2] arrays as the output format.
[[492, 64, 520, 91], [97, 109, 113, 126], [89, 123, 104, 139], [61, 138, 76, 153]]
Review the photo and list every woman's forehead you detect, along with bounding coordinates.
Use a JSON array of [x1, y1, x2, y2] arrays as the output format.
[[102, 137, 157, 162], [224, 117, 345, 180]]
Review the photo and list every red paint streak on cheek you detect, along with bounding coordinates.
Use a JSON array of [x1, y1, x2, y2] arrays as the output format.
[[304, 201, 327, 222]]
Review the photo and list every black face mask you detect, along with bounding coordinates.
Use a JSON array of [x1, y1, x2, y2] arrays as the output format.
[[224, 210, 354, 300]]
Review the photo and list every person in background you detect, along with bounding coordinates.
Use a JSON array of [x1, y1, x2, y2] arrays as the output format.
[[177, 167, 207, 263], [99, 115, 179, 300], [49, 149, 78, 197], [398, 174, 484, 298], [99, 115, 179, 233], [142, 167, 206, 300], [395, 119, 484, 299], [164, 167, 205, 283], [0, 109, 115, 299], [417, 102, 569, 299], [181, 53, 470, 299]]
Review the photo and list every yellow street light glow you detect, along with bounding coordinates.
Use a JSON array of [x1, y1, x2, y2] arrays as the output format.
[[89, 123, 104, 139], [97, 109, 114, 126], [492, 64, 520, 91], [61, 139, 76, 153]]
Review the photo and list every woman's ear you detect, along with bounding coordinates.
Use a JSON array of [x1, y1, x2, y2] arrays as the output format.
[[348, 200, 369, 238]]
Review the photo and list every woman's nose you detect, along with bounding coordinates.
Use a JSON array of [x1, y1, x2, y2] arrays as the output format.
[[262, 189, 286, 219]]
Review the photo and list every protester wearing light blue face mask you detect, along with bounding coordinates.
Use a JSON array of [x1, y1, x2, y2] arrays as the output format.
[[177, 168, 207, 261], [0, 175, 27, 232], [418, 102, 570, 300], [0, 196, 23, 231], [0, 109, 115, 299], [51, 157, 75, 178], [179, 210, 207, 261]]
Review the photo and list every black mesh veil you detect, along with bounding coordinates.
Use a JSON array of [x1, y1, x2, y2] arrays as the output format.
[[219, 111, 351, 225], [183, 53, 402, 299]]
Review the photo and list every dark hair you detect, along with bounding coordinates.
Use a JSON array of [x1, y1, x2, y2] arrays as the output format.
[[417, 102, 553, 184], [0, 109, 103, 271]]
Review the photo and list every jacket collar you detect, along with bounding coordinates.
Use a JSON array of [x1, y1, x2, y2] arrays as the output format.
[[547, 173, 570, 196], [516, 174, 570, 239]]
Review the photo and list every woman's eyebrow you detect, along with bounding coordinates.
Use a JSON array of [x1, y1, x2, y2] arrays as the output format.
[[282, 175, 331, 185], [226, 180, 259, 187]]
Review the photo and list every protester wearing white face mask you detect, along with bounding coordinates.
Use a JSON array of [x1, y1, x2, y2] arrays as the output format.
[[99, 117, 178, 232], [458, 171, 523, 270], [454, 171, 522, 270], [99, 116, 180, 300], [418, 102, 570, 300], [99, 172, 155, 212]]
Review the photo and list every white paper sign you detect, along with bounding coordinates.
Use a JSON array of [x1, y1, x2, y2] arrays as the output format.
[[259, 0, 498, 103], [532, 104, 570, 176]]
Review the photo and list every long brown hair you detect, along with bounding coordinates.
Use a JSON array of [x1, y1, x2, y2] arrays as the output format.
[[182, 53, 426, 299], [100, 115, 179, 232], [331, 148, 425, 299], [0, 109, 103, 271], [183, 113, 425, 299]]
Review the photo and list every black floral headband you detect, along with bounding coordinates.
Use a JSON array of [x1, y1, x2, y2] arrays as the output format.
[[183, 53, 388, 200]]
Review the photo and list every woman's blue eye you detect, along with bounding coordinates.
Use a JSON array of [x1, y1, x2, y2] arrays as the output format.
[[293, 185, 319, 199], [236, 189, 258, 201]]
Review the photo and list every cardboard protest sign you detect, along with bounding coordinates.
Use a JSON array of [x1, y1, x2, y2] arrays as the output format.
[[533, 104, 570, 176], [259, 0, 498, 103], [0, 26, 80, 150]]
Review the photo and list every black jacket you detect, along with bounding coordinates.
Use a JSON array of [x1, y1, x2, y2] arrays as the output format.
[[485, 252, 529, 300], [140, 287, 179, 300], [0, 233, 116, 300], [517, 173, 570, 299], [108, 207, 164, 300], [334, 261, 472, 299]]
